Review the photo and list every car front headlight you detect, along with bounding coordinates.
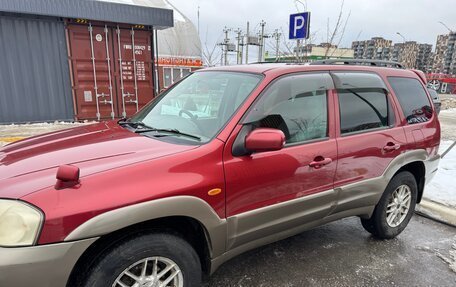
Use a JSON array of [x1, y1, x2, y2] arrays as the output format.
[[0, 200, 43, 247]]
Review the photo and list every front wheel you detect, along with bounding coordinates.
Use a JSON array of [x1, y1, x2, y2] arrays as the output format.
[[361, 171, 417, 239], [83, 233, 202, 287]]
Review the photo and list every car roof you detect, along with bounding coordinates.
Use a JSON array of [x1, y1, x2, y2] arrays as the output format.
[[199, 63, 420, 79]]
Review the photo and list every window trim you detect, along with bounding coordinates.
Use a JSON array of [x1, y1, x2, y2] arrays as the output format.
[[340, 126, 391, 137], [240, 71, 334, 147]]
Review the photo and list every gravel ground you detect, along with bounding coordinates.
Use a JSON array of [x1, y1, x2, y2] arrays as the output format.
[[441, 95, 456, 110]]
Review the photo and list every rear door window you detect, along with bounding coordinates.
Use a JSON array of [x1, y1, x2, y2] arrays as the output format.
[[333, 72, 394, 135], [338, 88, 391, 134], [388, 77, 433, 124]]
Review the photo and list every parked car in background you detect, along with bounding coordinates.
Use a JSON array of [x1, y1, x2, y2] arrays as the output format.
[[428, 88, 441, 115], [0, 60, 440, 287]]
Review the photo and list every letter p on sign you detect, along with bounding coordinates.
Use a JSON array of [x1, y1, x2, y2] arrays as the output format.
[[289, 12, 310, 40], [294, 16, 305, 37]]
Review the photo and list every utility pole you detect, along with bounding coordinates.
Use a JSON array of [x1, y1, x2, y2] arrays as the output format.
[[223, 27, 231, 65], [258, 20, 266, 62], [296, 39, 301, 62], [245, 21, 249, 64], [197, 6, 200, 38], [272, 29, 281, 62], [234, 28, 243, 64], [218, 27, 232, 66]]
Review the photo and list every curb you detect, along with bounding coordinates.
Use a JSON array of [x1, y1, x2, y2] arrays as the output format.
[[416, 199, 456, 227]]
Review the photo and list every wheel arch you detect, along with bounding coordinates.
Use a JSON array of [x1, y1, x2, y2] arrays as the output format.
[[64, 196, 227, 286], [394, 161, 425, 203], [66, 215, 214, 287]]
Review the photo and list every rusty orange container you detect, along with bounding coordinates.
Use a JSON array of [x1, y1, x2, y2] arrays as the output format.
[[67, 23, 154, 120]]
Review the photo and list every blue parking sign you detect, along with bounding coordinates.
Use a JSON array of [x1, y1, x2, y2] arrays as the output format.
[[289, 12, 310, 40]]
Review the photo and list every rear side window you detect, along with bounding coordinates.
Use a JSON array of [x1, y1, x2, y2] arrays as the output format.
[[333, 72, 393, 135], [388, 77, 433, 124]]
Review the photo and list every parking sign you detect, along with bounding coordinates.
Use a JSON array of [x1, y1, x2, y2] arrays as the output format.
[[289, 12, 310, 40]]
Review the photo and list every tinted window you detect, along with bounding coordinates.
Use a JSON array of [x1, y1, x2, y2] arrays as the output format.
[[339, 88, 390, 134], [388, 77, 433, 124], [244, 73, 333, 144]]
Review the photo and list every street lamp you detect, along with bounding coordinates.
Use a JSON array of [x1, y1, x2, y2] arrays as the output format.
[[438, 21, 453, 33], [396, 32, 406, 43]]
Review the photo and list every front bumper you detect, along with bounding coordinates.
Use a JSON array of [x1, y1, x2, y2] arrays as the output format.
[[0, 238, 98, 287]]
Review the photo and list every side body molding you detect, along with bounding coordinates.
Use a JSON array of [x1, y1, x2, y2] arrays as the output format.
[[64, 196, 227, 257], [333, 149, 431, 215]]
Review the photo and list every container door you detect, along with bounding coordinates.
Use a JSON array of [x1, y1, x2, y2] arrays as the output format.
[[67, 24, 117, 120], [113, 27, 154, 118]]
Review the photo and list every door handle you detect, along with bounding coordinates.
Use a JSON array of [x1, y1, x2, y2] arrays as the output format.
[[309, 157, 332, 169], [383, 143, 401, 152]]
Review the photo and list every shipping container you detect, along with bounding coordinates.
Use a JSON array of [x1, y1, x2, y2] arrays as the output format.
[[67, 23, 155, 120], [113, 27, 155, 117]]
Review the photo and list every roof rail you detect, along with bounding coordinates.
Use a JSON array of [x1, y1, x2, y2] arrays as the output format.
[[309, 59, 404, 69]]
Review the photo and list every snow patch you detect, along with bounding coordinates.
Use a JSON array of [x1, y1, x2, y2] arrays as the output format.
[[436, 238, 456, 274], [423, 140, 456, 208]]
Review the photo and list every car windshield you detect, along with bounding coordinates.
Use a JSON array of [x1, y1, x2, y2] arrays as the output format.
[[128, 71, 263, 143]]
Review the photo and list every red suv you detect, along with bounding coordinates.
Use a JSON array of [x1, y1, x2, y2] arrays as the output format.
[[0, 60, 441, 287]]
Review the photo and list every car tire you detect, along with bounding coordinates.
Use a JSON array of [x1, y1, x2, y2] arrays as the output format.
[[360, 217, 375, 234], [361, 171, 417, 239], [83, 232, 202, 287]]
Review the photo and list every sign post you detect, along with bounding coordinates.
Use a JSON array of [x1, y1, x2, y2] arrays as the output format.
[[289, 12, 311, 40]]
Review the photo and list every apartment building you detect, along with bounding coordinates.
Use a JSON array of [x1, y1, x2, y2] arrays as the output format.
[[352, 37, 392, 60]]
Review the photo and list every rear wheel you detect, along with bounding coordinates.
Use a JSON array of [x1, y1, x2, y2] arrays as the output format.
[[361, 171, 417, 239], [83, 233, 202, 287]]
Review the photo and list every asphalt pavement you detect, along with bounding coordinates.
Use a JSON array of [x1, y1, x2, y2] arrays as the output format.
[[205, 216, 456, 287]]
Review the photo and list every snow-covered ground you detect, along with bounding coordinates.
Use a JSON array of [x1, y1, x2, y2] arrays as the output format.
[[439, 108, 456, 141], [423, 140, 456, 208]]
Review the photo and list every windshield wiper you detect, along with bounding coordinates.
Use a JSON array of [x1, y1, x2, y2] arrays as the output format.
[[135, 128, 201, 141], [118, 120, 154, 130]]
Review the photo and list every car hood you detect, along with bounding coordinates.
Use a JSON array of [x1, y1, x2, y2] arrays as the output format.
[[0, 121, 197, 199]]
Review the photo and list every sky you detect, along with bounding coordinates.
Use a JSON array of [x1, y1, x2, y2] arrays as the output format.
[[168, 0, 456, 63]]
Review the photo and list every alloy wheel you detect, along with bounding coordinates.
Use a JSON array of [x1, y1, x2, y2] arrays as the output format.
[[386, 184, 412, 228], [112, 257, 183, 287]]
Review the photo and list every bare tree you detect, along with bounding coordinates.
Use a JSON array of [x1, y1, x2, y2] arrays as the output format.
[[324, 0, 351, 58], [202, 28, 222, 67]]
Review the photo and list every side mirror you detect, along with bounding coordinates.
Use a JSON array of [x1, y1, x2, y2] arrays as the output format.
[[245, 128, 285, 153], [55, 165, 80, 190]]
